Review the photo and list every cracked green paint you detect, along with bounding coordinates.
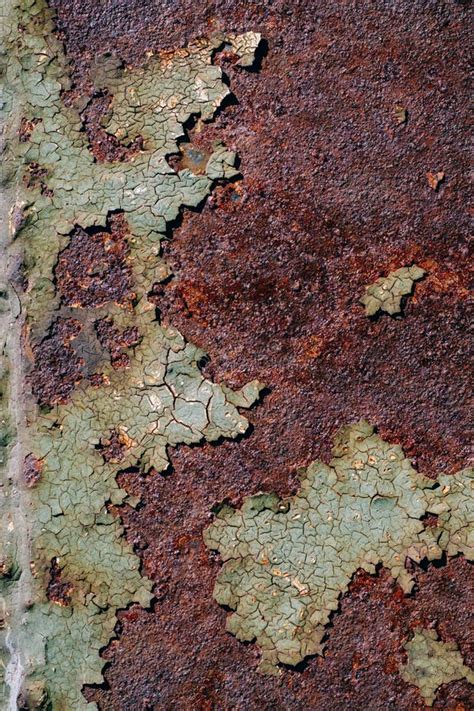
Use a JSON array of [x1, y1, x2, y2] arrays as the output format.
[[5, 0, 260, 340], [427, 469, 474, 560], [1, 0, 262, 708], [20, 312, 262, 709], [204, 421, 473, 674], [400, 629, 474, 706], [361, 265, 426, 316]]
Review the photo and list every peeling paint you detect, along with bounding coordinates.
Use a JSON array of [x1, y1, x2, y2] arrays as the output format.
[[44, 0, 472, 707], [204, 422, 473, 674], [1, 0, 472, 708], [361, 265, 426, 317], [400, 629, 474, 706], [0, 0, 262, 707]]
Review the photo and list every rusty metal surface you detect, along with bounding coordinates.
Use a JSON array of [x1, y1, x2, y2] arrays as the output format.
[[45, 0, 472, 708]]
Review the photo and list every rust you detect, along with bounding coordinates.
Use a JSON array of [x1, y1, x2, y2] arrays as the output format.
[[23, 454, 43, 488], [29, 212, 139, 407], [55, 213, 134, 309], [28, 312, 139, 407], [422, 513, 440, 529], [18, 116, 42, 142], [96, 429, 133, 464], [46, 557, 73, 607], [78, 94, 145, 163], [426, 171, 446, 191], [95, 318, 141, 370], [28, 312, 126, 407], [23, 162, 53, 197], [29, 317, 84, 407], [89, 372, 110, 387], [167, 143, 213, 175], [42, 0, 473, 708]]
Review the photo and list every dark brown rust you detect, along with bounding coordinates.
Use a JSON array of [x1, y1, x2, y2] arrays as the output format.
[[29, 317, 84, 408], [46, 557, 73, 607], [55, 213, 134, 309], [29, 212, 140, 407], [96, 429, 129, 464], [95, 318, 141, 370], [45, 0, 472, 708], [23, 454, 43, 488]]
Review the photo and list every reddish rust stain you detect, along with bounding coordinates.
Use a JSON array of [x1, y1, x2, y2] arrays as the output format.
[[97, 429, 135, 464], [89, 372, 110, 387], [43, 0, 472, 708], [55, 213, 134, 309], [426, 170, 446, 191], [18, 116, 42, 142], [422, 513, 440, 529]]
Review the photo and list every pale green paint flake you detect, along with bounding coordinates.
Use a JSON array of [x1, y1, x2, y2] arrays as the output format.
[[96, 32, 261, 148], [361, 265, 426, 317], [227, 32, 262, 67], [1, 0, 263, 707], [400, 629, 474, 706], [204, 422, 473, 675]]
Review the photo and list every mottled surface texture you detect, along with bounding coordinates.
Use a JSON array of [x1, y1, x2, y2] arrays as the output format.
[[18, 0, 474, 708]]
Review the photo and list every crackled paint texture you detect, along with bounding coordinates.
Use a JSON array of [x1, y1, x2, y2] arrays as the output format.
[[204, 422, 473, 674], [1, 0, 262, 708], [6, 1, 260, 342], [46, 1, 472, 709], [400, 629, 474, 706], [1, 0, 473, 709], [360, 265, 426, 317]]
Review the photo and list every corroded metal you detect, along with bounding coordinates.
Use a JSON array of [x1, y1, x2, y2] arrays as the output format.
[[1, 2, 262, 707], [1, 0, 472, 709]]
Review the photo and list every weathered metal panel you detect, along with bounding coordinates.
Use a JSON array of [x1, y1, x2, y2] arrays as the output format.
[[1, 0, 471, 708]]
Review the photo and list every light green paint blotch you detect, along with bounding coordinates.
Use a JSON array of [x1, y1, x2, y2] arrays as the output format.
[[361, 265, 426, 317], [400, 629, 474, 706], [204, 421, 473, 674], [5, 1, 260, 341]]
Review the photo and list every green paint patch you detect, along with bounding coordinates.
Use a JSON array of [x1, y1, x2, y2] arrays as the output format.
[[361, 265, 425, 317], [400, 629, 474, 706], [204, 422, 473, 674], [5, 2, 260, 341]]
